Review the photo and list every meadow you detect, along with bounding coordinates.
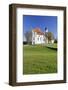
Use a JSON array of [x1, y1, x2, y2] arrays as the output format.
[[23, 44, 57, 74]]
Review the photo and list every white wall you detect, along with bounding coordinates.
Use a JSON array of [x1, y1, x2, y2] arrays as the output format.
[[35, 35, 45, 44], [0, 0, 68, 90]]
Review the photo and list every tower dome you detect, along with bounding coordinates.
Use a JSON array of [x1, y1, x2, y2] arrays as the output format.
[[45, 27, 48, 32]]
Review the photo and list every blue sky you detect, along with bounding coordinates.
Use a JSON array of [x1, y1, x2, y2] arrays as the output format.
[[23, 15, 57, 39]]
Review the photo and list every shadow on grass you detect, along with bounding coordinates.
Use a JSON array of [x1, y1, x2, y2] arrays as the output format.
[[46, 46, 57, 51]]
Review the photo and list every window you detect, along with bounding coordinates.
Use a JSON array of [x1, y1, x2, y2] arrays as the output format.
[[38, 37, 39, 41], [40, 37, 41, 41]]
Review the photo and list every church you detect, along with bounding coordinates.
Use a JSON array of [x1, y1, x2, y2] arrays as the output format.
[[24, 27, 54, 45], [32, 28, 47, 45]]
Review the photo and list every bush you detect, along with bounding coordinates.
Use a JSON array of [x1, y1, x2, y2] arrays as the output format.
[[54, 39, 57, 43], [23, 41, 28, 44]]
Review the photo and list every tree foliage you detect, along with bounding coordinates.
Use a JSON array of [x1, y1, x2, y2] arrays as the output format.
[[25, 31, 32, 44], [54, 39, 57, 43], [45, 32, 54, 43]]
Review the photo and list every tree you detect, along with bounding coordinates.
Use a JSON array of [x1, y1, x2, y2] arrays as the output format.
[[45, 32, 54, 43], [54, 39, 57, 43], [25, 31, 32, 44], [23, 34, 27, 44]]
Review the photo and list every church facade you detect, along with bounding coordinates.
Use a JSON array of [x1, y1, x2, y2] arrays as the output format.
[[32, 28, 47, 45], [24, 27, 54, 45]]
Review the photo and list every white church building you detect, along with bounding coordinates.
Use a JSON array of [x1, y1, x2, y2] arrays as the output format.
[[32, 28, 47, 45], [24, 27, 54, 45]]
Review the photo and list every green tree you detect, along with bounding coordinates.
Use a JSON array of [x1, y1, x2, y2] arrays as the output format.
[[45, 32, 54, 43], [25, 31, 32, 44], [54, 39, 57, 43]]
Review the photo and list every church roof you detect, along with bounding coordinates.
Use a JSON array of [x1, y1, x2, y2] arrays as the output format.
[[33, 28, 44, 35]]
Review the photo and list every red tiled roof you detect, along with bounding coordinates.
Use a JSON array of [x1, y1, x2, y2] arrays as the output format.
[[33, 28, 44, 35]]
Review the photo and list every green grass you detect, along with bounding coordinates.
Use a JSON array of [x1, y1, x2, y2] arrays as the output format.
[[23, 44, 57, 74], [46, 43, 57, 49]]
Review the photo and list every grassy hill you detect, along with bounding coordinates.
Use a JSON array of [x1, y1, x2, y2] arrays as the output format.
[[23, 44, 57, 74]]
